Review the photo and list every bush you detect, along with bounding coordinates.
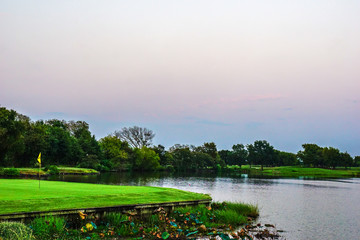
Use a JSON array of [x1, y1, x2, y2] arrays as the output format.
[[95, 164, 110, 172], [100, 159, 114, 170], [165, 165, 175, 172], [3, 168, 20, 176], [30, 216, 66, 240], [216, 164, 222, 172], [47, 165, 59, 175], [103, 212, 128, 227], [0, 221, 33, 240], [78, 154, 100, 169]]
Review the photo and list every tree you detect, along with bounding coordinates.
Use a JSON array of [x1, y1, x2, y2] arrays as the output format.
[[218, 150, 232, 165], [340, 152, 353, 169], [197, 142, 218, 159], [152, 145, 173, 166], [276, 151, 298, 166], [247, 140, 276, 171], [196, 142, 225, 168], [191, 152, 213, 169], [43, 119, 82, 166], [114, 126, 155, 148], [0, 107, 25, 166], [297, 144, 323, 167], [169, 145, 192, 171], [20, 120, 48, 167], [232, 144, 248, 166], [219, 144, 248, 166], [99, 135, 131, 170], [355, 156, 360, 167], [67, 121, 101, 158], [322, 147, 341, 169], [133, 147, 160, 171]]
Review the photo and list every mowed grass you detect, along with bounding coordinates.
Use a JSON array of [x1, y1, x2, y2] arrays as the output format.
[[0, 179, 211, 215], [243, 165, 360, 178]]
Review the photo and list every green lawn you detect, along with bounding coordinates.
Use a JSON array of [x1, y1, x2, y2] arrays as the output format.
[[0, 179, 211, 215], [242, 165, 360, 178]]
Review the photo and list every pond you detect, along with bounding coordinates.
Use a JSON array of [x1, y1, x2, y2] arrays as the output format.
[[49, 172, 360, 240]]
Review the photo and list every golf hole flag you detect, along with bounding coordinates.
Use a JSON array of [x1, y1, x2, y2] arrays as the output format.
[[37, 152, 41, 164]]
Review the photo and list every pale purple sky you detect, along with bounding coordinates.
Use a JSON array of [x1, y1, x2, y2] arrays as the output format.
[[1, 1, 359, 156]]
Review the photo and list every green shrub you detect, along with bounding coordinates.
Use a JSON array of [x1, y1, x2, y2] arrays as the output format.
[[216, 164, 222, 172], [95, 164, 110, 172], [0, 167, 4, 175], [48, 165, 59, 175], [30, 216, 66, 239], [0, 221, 33, 240], [146, 214, 161, 226], [165, 165, 175, 172], [78, 154, 100, 169], [100, 159, 114, 170], [104, 212, 128, 227], [3, 168, 20, 176]]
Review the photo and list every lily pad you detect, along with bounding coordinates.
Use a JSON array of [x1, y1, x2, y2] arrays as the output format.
[[161, 232, 170, 239]]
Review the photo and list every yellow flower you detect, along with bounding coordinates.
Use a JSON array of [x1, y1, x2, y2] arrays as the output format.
[[86, 223, 94, 231], [79, 211, 87, 220]]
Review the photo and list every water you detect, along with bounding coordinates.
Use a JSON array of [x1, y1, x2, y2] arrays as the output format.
[[49, 172, 360, 240]]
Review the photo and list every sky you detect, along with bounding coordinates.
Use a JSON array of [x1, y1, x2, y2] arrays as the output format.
[[1, 0, 359, 156]]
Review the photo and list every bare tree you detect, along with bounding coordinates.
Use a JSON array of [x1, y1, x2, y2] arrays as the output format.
[[114, 126, 155, 148]]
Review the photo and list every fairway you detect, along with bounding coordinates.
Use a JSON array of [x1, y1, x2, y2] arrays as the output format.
[[0, 179, 211, 215]]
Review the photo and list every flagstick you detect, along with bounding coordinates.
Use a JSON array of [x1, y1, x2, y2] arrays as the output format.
[[39, 162, 41, 189]]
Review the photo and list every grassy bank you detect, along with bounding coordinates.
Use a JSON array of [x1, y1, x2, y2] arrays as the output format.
[[0, 167, 98, 176], [0, 179, 210, 215], [57, 167, 98, 174], [242, 165, 360, 178]]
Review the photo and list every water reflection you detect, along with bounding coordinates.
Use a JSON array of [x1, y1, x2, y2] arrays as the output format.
[[48, 172, 360, 240]]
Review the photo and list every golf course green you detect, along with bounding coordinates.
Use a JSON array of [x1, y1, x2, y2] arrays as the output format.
[[0, 179, 211, 215]]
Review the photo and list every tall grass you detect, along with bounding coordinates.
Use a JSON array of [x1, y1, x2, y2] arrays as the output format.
[[212, 201, 259, 225], [216, 209, 247, 225], [103, 212, 128, 227], [173, 201, 259, 228], [30, 216, 66, 240], [223, 201, 259, 218], [0, 221, 33, 240]]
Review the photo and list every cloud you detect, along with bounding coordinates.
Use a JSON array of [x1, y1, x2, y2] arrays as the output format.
[[245, 121, 263, 130], [195, 119, 231, 126], [43, 112, 67, 119], [246, 95, 284, 102], [194, 94, 286, 110], [184, 116, 231, 126]]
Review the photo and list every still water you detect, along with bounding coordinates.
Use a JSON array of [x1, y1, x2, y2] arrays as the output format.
[[49, 172, 360, 240]]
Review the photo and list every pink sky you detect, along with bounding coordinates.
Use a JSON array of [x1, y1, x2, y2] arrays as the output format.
[[1, 0, 359, 155]]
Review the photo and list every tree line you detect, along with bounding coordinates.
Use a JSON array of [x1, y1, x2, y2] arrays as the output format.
[[1, 107, 359, 171]]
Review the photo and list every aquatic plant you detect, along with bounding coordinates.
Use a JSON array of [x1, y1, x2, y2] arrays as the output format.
[[25, 201, 266, 239]]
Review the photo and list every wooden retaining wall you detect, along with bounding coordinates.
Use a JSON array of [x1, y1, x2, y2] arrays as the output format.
[[0, 199, 211, 222]]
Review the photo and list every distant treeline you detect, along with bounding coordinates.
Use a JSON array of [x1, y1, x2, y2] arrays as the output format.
[[1, 106, 359, 171]]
